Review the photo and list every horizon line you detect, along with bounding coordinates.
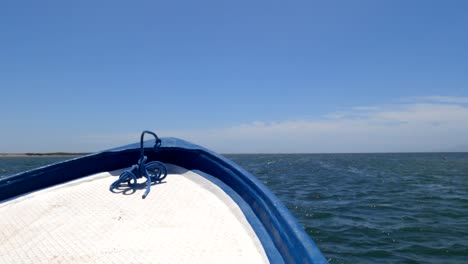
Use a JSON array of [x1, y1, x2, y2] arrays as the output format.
[[1, 151, 468, 157]]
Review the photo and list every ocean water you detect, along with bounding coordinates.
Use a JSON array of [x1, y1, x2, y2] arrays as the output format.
[[0, 156, 81, 177], [1, 153, 468, 263], [226, 153, 468, 263]]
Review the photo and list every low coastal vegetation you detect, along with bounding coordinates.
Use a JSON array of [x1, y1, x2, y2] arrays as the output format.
[[24, 152, 91, 156], [0, 152, 90, 157]]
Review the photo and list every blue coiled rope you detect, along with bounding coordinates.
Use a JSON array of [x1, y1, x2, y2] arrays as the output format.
[[109, 131, 167, 199]]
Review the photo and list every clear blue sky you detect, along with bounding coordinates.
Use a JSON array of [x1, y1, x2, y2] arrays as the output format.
[[1, 0, 468, 153]]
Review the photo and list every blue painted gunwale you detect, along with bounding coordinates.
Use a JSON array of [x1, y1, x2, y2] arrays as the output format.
[[0, 137, 328, 264]]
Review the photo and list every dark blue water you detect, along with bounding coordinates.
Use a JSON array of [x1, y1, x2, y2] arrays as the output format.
[[225, 153, 468, 263], [0, 156, 80, 176], [1, 153, 468, 263]]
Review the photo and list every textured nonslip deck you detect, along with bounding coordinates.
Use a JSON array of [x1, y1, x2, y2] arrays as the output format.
[[0, 164, 269, 264]]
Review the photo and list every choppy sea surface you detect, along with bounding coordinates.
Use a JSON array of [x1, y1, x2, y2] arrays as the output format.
[[1, 153, 468, 263]]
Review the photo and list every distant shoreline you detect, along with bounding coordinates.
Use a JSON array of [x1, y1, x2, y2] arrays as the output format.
[[0, 152, 91, 157]]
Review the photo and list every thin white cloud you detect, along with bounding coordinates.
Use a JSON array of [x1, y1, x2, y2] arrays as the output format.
[[161, 100, 468, 153], [404, 96, 468, 104], [77, 96, 468, 153]]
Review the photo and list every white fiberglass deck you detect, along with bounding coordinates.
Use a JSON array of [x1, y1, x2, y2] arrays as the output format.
[[0, 164, 268, 263]]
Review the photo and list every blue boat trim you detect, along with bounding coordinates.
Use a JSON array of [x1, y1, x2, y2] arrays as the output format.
[[0, 137, 328, 264]]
